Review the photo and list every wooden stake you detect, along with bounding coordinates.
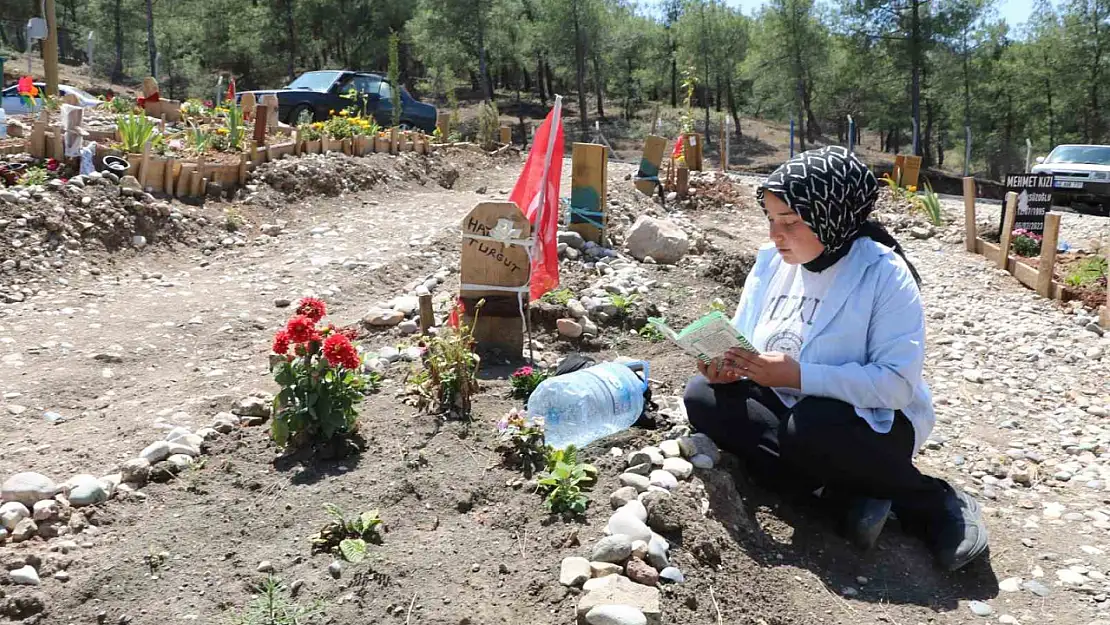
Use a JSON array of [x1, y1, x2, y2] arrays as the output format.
[[160, 115, 167, 133], [139, 141, 152, 189], [238, 152, 248, 186], [51, 125, 64, 161], [176, 164, 193, 198], [164, 158, 176, 196], [390, 127, 399, 155], [419, 295, 435, 333], [677, 166, 690, 198], [1036, 212, 1061, 299], [29, 121, 46, 158], [963, 177, 977, 253], [569, 142, 608, 244], [1102, 279, 1110, 330], [191, 169, 202, 198], [43, 0, 60, 97], [499, 126, 511, 145], [998, 192, 1018, 270], [253, 105, 269, 145]]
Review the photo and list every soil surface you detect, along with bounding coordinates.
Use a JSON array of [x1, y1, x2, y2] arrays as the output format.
[[1, 154, 1109, 625]]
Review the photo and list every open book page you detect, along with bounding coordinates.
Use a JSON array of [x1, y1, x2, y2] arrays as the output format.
[[647, 311, 759, 363]]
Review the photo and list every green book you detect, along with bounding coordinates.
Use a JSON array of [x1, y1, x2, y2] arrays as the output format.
[[647, 311, 759, 363]]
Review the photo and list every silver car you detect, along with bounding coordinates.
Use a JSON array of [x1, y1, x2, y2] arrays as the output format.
[[0, 82, 101, 115], [1031, 144, 1110, 216]]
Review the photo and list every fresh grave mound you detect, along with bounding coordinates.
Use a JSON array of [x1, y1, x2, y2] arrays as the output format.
[[252, 151, 462, 202], [0, 171, 219, 301]]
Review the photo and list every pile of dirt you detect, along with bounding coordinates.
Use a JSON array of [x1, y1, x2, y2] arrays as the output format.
[[0, 172, 218, 301]]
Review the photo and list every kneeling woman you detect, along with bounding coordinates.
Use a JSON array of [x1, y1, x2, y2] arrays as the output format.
[[684, 146, 988, 571]]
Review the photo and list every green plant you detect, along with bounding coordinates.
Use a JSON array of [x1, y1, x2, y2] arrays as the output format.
[[509, 366, 549, 400], [185, 123, 213, 154], [229, 575, 324, 625], [536, 445, 598, 515], [322, 115, 354, 140], [1010, 228, 1042, 257], [310, 504, 383, 563], [117, 113, 158, 153], [540, 288, 574, 306], [477, 100, 500, 149], [105, 95, 137, 115], [678, 67, 698, 135], [911, 179, 944, 226], [270, 298, 372, 448], [16, 166, 48, 186], [638, 324, 666, 343], [298, 122, 322, 142], [609, 293, 640, 315], [225, 208, 244, 232], [495, 408, 546, 475], [1065, 255, 1108, 287], [223, 103, 246, 151], [446, 82, 461, 138], [388, 32, 402, 129], [405, 301, 481, 418]]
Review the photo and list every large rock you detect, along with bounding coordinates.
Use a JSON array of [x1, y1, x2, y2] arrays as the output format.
[[139, 441, 172, 463], [0, 501, 30, 530], [557, 319, 584, 339], [585, 605, 648, 625], [10, 565, 40, 586], [625, 217, 690, 265], [591, 534, 633, 564], [67, 475, 108, 507], [560, 556, 592, 587], [363, 307, 404, 327], [120, 458, 151, 485], [233, 397, 271, 418], [2, 473, 58, 507], [577, 574, 661, 625], [609, 486, 638, 510], [607, 510, 652, 544]]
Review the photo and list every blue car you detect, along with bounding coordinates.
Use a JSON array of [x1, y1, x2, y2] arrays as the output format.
[[237, 70, 438, 134]]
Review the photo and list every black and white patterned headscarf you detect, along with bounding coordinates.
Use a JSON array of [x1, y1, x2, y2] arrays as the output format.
[[757, 145, 921, 283]]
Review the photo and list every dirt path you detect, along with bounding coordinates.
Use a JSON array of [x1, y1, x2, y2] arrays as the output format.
[[0, 162, 524, 480]]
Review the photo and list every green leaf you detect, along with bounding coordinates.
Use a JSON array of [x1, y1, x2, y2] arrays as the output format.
[[271, 417, 290, 446], [339, 538, 367, 563]]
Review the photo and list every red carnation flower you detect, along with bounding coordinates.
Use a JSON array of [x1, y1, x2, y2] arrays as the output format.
[[323, 334, 361, 370], [272, 330, 291, 354], [286, 314, 320, 344], [296, 297, 327, 323]]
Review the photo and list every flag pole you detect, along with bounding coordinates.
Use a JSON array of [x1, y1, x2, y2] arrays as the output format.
[[526, 94, 563, 364]]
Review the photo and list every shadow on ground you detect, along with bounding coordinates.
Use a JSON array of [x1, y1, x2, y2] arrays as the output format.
[[701, 453, 1000, 611]]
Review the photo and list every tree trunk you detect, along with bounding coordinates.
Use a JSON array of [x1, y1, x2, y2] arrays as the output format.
[[803, 79, 820, 143], [537, 54, 547, 106], [670, 44, 678, 108], [145, 0, 156, 77], [625, 57, 634, 121], [1086, 2, 1103, 142], [572, 0, 589, 133], [112, 0, 123, 82], [478, 10, 492, 102], [545, 60, 555, 106], [715, 76, 722, 112], [910, 0, 922, 155], [924, 98, 934, 168], [592, 51, 605, 120], [726, 75, 742, 139], [285, 0, 296, 82]]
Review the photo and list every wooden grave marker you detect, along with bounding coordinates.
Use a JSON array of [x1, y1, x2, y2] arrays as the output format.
[[240, 92, 257, 120], [569, 142, 608, 244], [682, 132, 704, 171], [253, 105, 269, 145], [262, 94, 280, 130], [634, 135, 667, 196], [459, 201, 532, 356], [894, 154, 922, 189], [499, 126, 512, 145]]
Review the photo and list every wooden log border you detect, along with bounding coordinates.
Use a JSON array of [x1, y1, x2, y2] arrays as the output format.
[[963, 176, 1108, 329], [4, 124, 429, 200]]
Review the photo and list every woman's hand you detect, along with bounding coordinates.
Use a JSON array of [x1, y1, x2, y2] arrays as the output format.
[[697, 357, 742, 384], [725, 348, 802, 389]]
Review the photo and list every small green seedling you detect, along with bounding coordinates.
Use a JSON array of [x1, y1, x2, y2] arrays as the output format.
[[310, 504, 383, 564]]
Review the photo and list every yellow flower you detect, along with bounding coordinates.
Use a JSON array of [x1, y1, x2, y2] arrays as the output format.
[[340, 110, 349, 116], [329, 109, 335, 115], [907, 185, 918, 193]]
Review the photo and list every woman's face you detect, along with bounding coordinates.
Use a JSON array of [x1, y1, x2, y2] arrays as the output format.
[[765, 192, 826, 265]]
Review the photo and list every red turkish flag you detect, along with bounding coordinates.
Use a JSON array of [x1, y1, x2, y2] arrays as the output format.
[[508, 97, 565, 301]]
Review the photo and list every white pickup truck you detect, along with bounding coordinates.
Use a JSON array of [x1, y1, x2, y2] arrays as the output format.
[[1031, 144, 1110, 216]]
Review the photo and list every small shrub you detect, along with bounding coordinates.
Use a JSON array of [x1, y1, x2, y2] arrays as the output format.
[[230, 575, 324, 625], [541, 288, 574, 306], [298, 121, 323, 141], [1011, 228, 1042, 257], [609, 293, 640, 315], [708, 298, 728, 314], [495, 408, 546, 475], [638, 324, 666, 343], [911, 180, 944, 226], [477, 100, 500, 150], [310, 504, 383, 564], [270, 298, 372, 448], [1065, 255, 1108, 288], [116, 113, 157, 153], [185, 123, 213, 154], [225, 208, 244, 232], [388, 32, 402, 129], [510, 366, 548, 401], [536, 445, 598, 515], [16, 166, 48, 186], [405, 301, 481, 418], [105, 94, 137, 115]]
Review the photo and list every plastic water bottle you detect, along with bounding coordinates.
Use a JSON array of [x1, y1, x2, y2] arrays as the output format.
[[528, 360, 650, 450]]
